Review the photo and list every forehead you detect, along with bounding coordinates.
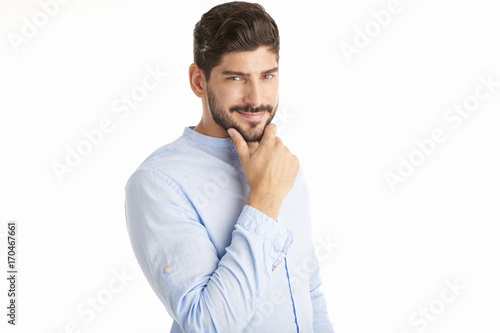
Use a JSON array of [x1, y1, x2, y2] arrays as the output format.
[[214, 47, 278, 74]]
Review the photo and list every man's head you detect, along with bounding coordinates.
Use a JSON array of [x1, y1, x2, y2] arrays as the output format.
[[190, 2, 280, 142]]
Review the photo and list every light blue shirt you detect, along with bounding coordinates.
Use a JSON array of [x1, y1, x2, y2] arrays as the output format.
[[125, 126, 334, 332]]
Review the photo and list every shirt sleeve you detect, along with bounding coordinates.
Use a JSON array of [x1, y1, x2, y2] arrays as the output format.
[[309, 245, 335, 333], [125, 169, 293, 332]]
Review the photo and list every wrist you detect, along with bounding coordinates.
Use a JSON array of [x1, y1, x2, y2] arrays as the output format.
[[246, 189, 282, 221]]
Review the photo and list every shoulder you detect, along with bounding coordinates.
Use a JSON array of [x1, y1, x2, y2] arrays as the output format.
[[130, 135, 199, 179]]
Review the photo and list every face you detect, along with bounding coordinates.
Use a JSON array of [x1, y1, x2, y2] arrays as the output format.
[[205, 47, 279, 142]]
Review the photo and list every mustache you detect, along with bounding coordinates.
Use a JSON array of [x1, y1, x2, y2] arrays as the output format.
[[229, 104, 273, 113]]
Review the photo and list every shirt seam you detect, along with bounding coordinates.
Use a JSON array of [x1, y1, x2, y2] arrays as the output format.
[[132, 168, 202, 221]]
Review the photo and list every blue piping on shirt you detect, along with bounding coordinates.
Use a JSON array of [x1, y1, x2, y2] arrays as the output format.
[[285, 257, 300, 333]]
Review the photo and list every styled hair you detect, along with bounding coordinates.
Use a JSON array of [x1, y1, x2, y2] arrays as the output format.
[[193, 1, 280, 81]]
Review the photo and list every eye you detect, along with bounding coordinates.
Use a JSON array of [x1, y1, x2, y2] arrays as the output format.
[[263, 74, 274, 80], [227, 76, 242, 81]]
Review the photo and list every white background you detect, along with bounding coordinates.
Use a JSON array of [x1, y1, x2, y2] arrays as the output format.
[[1, 0, 499, 332]]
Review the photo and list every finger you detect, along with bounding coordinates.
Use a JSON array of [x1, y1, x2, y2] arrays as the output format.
[[260, 123, 277, 144], [228, 128, 250, 162], [247, 141, 259, 154]]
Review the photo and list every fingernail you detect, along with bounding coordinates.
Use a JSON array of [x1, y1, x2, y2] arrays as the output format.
[[227, 129, 234, 138]]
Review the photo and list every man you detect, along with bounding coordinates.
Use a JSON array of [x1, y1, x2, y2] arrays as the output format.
[[125, 2, 334, 332]]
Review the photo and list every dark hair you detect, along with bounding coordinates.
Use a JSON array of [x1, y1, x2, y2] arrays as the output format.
[[193, 1, 280, 81]]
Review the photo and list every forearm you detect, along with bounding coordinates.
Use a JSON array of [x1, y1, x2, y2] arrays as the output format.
[[176, 206, 291, 331], [246, 188, 283, 221]]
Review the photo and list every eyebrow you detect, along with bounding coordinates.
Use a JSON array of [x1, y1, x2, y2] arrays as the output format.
[[221, 67, 279, 77]]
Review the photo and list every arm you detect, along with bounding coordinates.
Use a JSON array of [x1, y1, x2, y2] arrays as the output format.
[[125, 169, 293, 332]]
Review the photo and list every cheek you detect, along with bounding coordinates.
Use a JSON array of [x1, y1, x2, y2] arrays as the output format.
[[265, 85, 279, 104], [214, 86, 240, 108]]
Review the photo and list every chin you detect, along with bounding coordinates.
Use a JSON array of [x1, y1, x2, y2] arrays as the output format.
[[239, 123, 267, 142]]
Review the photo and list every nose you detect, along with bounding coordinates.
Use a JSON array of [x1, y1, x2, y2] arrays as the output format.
[[242, 80, 263, 108]]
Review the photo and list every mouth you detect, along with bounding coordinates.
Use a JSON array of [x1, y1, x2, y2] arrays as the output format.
[[236, 111, 266, 121]]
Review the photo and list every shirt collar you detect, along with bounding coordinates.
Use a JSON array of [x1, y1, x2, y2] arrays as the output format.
[[183, 126, 236, 152]]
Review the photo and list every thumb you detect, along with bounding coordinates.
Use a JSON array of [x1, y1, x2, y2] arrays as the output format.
[[228, 128, 250, 161]]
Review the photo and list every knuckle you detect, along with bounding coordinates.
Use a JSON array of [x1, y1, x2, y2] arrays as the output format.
[[271, 139, 282, 150]]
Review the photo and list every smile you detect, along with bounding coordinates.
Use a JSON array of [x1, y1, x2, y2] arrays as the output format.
[[236, 111, 266, 121]]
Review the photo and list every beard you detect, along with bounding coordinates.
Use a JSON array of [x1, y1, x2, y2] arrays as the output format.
[[207, 86, 278, 142]]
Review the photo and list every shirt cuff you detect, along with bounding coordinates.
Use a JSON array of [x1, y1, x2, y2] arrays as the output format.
[[236, 205, 294, 271]]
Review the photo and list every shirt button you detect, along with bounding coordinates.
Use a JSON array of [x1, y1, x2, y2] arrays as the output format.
[[164, 266, 171, 273], [292, 288, 295, 294]]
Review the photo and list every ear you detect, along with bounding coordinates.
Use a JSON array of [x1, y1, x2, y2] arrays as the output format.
[[189, 63, 207, 98]]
